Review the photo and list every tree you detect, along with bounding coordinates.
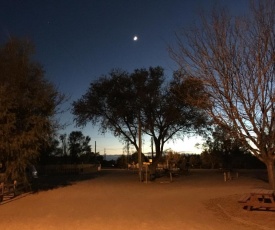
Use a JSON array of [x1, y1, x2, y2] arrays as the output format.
[[165, 150, 182, 166], [169, 1, 275, 188], [68, 131, 91, 163], [0, 38, 64, 182], [189, 154, 201, 169], [200, 150, 220, 169], [39, 136, 62, 165], [200, 126, 251, 169], [116, 154, 128, 168], [128, 152, 148, 164], [72, 67, 208, 169]]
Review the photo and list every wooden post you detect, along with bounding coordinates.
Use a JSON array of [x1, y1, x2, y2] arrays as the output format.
[[170, 171, 173, 182], [224, 172, 227, 182], [227, 171, 231, 180], [145, 165, 148, 183]]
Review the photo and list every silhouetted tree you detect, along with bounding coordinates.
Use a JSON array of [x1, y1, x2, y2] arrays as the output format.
[[189, 154, 201, 168], [68, 131, 91, 163], [116, 154, 128, 168], [72, 67, 209, 169], [200, 126, 250, 169]]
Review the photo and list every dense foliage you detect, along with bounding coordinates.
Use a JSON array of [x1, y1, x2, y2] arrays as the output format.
[[200, 126, 265, 169], [0, 39, 64, 182], [68, 131, 91, 163]]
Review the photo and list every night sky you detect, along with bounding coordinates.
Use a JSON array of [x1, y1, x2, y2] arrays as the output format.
[[0, 0, 249, 155]]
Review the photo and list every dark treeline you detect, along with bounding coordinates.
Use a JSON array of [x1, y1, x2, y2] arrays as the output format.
[[39, 131, 103, 165], [115, 151, 265, 170]]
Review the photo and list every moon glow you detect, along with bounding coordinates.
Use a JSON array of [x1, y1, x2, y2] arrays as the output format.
[[133, 36, 138, 41]]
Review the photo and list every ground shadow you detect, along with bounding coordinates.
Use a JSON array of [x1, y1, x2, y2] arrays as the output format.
[[239, 169, 268, 183], [34, 172, 99, 192], [0, 173, 99, 205]]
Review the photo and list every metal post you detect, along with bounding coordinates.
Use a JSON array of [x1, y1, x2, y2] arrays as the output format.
[[151, 137, 154, 160], [138, 117, 142, 182]]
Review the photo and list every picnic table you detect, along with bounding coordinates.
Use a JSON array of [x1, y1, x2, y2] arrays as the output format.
[[238, 188, 275, 211], [0, 181, 17, 202]]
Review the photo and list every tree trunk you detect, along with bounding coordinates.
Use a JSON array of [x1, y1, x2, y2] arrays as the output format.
[[265, 160, 275, 190], [152, 152, 161, 170], [150, 143, 163, 177]]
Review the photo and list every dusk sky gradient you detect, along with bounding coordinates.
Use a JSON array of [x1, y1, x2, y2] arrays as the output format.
[[0, 0, 249, 155]]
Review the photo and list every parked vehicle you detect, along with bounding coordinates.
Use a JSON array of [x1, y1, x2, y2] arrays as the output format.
[[26, 164, 38, 179]]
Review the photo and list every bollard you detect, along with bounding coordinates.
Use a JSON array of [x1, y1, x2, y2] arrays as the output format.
[[227, 171, 231, 180]]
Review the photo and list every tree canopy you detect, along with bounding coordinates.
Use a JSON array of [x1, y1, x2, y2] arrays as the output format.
[[0, 38, 64, 182], [200, 126, 261, 169], [72, 66, 208, 167], [68, 131, 91, 163], [169, 0, 275, 188]]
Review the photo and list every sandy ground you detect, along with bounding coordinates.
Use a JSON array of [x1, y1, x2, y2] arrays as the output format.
[[0, 169, 274, 230]]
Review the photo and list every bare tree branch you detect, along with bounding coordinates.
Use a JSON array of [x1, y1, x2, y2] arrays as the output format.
[[169, 0, 275, 189]]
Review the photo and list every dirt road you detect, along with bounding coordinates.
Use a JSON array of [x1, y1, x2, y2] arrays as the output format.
[[0, 169, 274, 230]]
